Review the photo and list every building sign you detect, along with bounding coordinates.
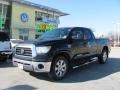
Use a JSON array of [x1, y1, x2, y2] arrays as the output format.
[[43, 17, 60, 24], [21, 13, 29, 22], [36, 24, 57, 32]]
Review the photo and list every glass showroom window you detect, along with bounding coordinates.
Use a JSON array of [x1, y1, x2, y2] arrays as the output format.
[[0, 4, 10, 32], [3, 5, 8, 23], [0, 4, 2, 16], [19, 29, 29, 40], [0, 4, 2, 31], [35, 11, 43, 22]]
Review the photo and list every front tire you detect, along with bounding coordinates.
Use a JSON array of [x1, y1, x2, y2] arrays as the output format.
[[49, 56, 68, 80], [98, 49, 108, 64]]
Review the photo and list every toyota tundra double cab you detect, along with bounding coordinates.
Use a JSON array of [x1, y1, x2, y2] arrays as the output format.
[[13, 27, 110, 80]]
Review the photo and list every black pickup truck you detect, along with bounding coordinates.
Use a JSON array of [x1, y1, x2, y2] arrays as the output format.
[[13, 27, 110, 80]]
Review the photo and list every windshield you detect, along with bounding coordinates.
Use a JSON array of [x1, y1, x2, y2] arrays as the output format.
[[38, 28, 71, 40], [11, 40, 24, 44]]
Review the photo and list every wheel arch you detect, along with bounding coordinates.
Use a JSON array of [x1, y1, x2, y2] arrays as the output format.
[[49, 51, 71, 80], [52, 51, 71, 63], [102, 46, 109, 54]]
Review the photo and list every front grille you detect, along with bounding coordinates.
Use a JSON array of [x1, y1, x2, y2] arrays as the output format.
[[16, 47, 32, 57]]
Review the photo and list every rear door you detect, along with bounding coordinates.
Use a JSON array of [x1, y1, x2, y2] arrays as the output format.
[[83, 29, 97, 57], [0, 32, 11, 51]]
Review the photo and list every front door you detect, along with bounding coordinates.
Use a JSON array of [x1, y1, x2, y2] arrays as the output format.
[[70, 28, 88, 65]]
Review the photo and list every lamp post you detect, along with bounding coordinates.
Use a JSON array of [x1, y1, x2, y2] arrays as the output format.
[[116, 23, 120, 46], [113, 22, 120, 46], [113, 22, 116, 47]]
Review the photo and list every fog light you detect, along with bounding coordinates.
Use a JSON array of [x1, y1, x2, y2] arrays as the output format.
[[38, 64, 44, 69]]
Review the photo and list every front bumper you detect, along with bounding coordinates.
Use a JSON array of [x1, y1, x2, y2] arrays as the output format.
[[13, 58, 51, 73], [0, 51, 12, 55]]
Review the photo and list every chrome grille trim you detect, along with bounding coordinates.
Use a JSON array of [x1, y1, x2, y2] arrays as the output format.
[[15, 44, 37, 58], [16, 47, 32, 56]]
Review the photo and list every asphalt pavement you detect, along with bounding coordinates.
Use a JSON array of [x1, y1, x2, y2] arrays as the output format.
[[0, 47, 120, 90]]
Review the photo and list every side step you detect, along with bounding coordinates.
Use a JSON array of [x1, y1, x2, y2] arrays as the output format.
[[73, 57, 98, 69]]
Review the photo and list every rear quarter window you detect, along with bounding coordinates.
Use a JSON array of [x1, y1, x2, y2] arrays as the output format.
[[84, 29, 94, 40]]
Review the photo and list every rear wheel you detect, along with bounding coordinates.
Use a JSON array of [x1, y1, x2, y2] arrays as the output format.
[[98, 49, 108, 64], [49, 56, 69, 80]]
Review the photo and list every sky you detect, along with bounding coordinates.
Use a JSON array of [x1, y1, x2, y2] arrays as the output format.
[[27, 0, 120, 36]]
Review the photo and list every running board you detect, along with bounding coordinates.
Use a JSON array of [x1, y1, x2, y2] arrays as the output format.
[[73, 57, 98, 69]]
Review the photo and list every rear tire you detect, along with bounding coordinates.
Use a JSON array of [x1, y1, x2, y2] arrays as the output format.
[[48, 56, 69, 81], [98, 49, 108, 64]]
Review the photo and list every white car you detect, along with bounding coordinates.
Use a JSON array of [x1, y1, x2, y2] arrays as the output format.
[[113, 41, 120, 47], [0, 32, 12, 61], [10, 39, 24, 55]]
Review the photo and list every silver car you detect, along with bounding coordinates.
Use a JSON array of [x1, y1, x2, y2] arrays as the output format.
[[10, 39, 24, 55]]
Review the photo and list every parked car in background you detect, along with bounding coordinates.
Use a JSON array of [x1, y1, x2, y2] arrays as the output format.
[[114, 41, 120, 47], [109, 40, 114, 47], [13, 27, 110, 80], [109, 41, 120, 47], [10, 39, 24, 55], [0, 32, 12, 62]]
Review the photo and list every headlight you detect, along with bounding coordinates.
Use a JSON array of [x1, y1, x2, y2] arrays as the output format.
[[36, 46, 51, 54]]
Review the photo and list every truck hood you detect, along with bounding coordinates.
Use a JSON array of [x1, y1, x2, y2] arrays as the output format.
[[34, 39, 67, 46], [22, 39, 68, 46]]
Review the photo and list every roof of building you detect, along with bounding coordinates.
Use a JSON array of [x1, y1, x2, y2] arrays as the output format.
[[9, 0, 69, 16]]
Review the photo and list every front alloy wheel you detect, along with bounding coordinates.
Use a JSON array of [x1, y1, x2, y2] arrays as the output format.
[[55, 59, 67, 78], [49, 56, 68, 80]]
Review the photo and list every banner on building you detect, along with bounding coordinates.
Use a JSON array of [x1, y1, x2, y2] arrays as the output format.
[[36, 23, 57, 32]]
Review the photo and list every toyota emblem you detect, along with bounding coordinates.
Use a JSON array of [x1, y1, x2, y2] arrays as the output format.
[[21, 49, 24, 54]]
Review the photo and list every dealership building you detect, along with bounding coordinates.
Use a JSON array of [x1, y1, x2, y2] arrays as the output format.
[[0, 0, 68, 40]]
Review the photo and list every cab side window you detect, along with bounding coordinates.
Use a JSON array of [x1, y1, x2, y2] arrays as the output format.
[[72, 29, 83, 39], [84, 30, 93, 40]]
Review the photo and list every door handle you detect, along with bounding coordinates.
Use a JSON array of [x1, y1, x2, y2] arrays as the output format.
[[83, 41, 87, 45]]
